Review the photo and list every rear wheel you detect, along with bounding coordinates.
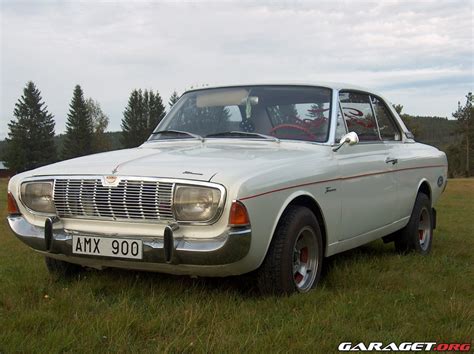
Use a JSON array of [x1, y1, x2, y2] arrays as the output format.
[[257, 206, 323, 295], [395, 193, 433, 255], [45, 257, 83, 279]]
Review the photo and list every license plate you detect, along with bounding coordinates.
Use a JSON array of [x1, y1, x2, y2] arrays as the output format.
[[72, 235, 143, 259]]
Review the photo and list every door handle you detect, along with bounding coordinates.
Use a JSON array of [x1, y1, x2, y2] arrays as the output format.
[[385, 157, 398, 165]]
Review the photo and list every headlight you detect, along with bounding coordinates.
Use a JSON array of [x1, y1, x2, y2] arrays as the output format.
[[173, 185, 221, 222], [20, 181, 56, 214]]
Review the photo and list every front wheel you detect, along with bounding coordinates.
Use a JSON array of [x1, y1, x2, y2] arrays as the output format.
[[395, 193, 433, 255], [256, 206, 323, 295]]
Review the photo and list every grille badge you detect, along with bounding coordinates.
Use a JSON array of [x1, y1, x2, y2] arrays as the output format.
[[102, 175, 121, 187]]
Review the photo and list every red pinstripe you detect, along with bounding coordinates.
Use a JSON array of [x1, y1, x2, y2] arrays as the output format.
[[239, 164, 447, 201]]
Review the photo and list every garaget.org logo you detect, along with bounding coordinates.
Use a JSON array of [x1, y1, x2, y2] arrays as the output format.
[[338, 342, 471, 352]]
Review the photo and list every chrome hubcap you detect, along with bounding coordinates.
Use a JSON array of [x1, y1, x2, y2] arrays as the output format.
[[418, 207, 431, 251], [292, 226, 318, 292]]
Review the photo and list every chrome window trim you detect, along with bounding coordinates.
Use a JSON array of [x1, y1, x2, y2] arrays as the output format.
[[369, 94, 403, 142], [338, 89, 405, 143], [368, 95, 383, 141], [18, 175, 227, 226], [339, 89, 381, 143], [149, 84, 334, 145], [333, 100, 349, 143]]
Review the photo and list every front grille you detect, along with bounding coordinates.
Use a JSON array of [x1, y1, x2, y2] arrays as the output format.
[[53, 178, 175, 222]]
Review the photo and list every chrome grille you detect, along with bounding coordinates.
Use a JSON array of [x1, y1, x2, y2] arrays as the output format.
[[53, 178, 175, 222]]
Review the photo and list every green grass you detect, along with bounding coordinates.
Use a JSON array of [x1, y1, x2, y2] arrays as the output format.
[[0, 179, 473, 353]]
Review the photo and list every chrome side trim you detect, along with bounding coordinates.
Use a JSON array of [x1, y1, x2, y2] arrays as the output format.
[[7, 215, 250, 266]]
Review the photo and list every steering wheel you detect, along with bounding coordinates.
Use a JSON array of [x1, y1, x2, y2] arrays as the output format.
[[302, 117, 328, 128], [269, 124, 317, 140], [281, 115, 305, 125]]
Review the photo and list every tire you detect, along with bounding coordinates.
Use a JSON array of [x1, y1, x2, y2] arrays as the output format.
[[257, 206, 323, 295], [395, 193, 433, 255], [45, 257, 83, 279]]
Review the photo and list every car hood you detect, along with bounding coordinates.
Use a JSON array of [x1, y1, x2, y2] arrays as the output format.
[[27, 140, 329, 183]]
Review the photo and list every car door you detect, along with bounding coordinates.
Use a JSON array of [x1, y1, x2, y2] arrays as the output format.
[[335, 91, 397, 240], [369, 95, 406, 221]]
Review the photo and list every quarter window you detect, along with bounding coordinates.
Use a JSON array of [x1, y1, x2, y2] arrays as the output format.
[[370, 96, 401, 141], [335, 103, 348, 142], [339, 92, 380, 141]]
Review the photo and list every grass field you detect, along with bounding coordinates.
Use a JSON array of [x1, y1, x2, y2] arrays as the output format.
[[0, 179, 473, 353]]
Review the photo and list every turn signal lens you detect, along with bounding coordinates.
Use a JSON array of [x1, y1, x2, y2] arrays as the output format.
[[7, 192, 20, 215], [229, 201, 250, 226]]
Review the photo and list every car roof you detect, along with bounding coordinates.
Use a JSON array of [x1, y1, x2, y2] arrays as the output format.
[[181, 81, 404, 134], [183, 81, 383, 96]]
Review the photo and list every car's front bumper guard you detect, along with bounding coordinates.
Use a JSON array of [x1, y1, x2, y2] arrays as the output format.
[[7, 215, 251, 266]]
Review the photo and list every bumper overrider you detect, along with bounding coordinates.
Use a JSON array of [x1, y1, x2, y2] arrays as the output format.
[[7, 215, 252, 268]]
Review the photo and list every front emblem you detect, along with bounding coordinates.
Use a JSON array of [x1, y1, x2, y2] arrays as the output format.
[[437, 176, 444, 188], [102, 176, 121, 187]]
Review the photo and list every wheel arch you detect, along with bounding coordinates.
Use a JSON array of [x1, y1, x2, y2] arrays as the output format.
[[417, 179, 432, 204], [267, 191, 328, 257]]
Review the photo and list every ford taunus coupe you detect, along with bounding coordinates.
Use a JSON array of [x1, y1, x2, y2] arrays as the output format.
[[7, 83, 448, 294]]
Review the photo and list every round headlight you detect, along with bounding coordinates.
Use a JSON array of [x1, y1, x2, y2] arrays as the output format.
[[173, 185, 221, 222], [20, 181, 56, 214]]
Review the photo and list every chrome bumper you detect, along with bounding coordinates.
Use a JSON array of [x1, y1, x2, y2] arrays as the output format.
[[7, 215, 251, 266]]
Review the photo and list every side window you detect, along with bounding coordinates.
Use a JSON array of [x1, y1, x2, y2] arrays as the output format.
[[335, 103, 348, 142], [339, 92, 380, 141], [371, 96, 401, 141]]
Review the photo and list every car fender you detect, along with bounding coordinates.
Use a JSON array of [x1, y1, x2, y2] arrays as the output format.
[[259, 189, 326, 267]]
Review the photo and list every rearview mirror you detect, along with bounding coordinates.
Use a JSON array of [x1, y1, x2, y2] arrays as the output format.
[[332, 132, 359, 152]]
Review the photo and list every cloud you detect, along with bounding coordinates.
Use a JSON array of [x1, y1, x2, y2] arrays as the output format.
[[1, 0, 472, 138]]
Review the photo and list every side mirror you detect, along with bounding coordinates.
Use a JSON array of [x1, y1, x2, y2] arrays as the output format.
[[332, 132, 359, 152]]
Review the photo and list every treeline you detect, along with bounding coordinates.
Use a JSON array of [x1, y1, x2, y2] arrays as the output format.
[[2, 81, 473, 177], [444, 93, 473, 177], [394, 95, 473, 177], [3, 81, 180, 173]]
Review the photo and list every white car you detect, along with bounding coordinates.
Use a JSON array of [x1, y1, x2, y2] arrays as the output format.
[[7, 83, 448, 294]]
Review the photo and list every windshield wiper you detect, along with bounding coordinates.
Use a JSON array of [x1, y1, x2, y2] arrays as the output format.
[[150, 130, 204, 141], [205, 131, 279, 142]]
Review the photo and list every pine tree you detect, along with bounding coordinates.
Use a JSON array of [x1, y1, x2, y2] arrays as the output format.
[[5, 81, 56, 173], [121, 89, 166, 148], [393, 104, 419, 137], [169, 90, 180, 109], [268, 104, 299, 124], [62, 85, 94, 159], [145, 89, 166, 134], [121, 89, 145, 148], [452, 92, 473, 176], [306, 103, 325, 119], [85, 98, 111, 153]]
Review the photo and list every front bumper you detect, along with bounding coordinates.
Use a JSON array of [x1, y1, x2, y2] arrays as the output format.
[[7, 215, 251, 267]]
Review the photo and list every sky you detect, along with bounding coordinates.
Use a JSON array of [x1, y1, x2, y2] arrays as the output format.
[[1, 0, 472, 139]]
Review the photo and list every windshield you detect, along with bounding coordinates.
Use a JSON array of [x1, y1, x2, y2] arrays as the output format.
[[149, 85, 332, 143]]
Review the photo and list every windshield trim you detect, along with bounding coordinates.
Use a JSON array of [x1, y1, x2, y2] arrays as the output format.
[[143, 137, 330, 148], [149, 85, 333, 144]]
